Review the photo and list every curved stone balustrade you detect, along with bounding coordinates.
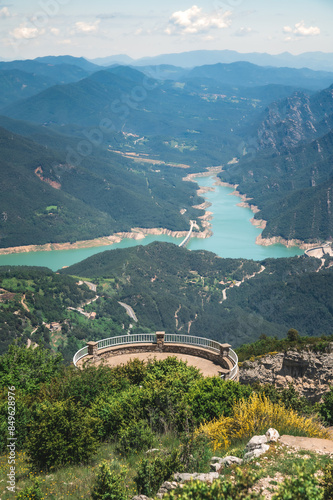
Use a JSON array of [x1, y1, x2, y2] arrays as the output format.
[[73, 332, 239, 380]]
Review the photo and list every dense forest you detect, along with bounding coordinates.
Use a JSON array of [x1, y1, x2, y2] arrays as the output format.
[[60, 242, 333, 347], [0, 123, 205, 248], [1, 243, 332, 363]]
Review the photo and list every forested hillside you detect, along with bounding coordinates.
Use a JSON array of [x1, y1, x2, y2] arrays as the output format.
[[0, 123, 204, 248], [60, 242, 333, 347], [0, 265, 130, 360], [221, 85, 333, 243], [1, 243, 332, 359]]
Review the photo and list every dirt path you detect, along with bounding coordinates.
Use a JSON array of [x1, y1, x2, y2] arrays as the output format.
[[280, 434, 333, 454], [220, 265, 266, 303], [21, 294, 30, 312]]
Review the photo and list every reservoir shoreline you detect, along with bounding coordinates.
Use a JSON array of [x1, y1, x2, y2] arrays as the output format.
[[0, 165, 322, 256]]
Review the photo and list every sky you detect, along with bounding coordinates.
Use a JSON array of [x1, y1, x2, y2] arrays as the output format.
[[0, 0, 332, 61]]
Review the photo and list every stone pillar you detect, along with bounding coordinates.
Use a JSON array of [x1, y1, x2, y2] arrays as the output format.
[[156, 331, 165, 352], [87, 341, 98, 357], [220, 343, 231, 358]]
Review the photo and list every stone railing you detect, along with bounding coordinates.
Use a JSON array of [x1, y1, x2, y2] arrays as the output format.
[[73, 332, 239, 380]]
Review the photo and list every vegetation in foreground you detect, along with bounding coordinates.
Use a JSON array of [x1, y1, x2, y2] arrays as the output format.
[[0, 345, 333, 499]]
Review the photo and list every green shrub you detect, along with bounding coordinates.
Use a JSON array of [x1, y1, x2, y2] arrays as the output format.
[[161, 468, 262, 499], [0, 344, 63, 394], [26, 398, 99, 470], [91, 387, 144, 440], [287, 329, 300, 342], [255, 383, 314, 416], [117, 419, 155, 454], [319, 387, 333, 424], [91, 461, 128, 500], [135, 449, 184, 497], [16, 479, 43, 500], [188, 378, 252, 423], [272, 465, 323, 499], [322, 462, 333, 500], [0, 391, 32, 453], [178, 433, 213, 473]]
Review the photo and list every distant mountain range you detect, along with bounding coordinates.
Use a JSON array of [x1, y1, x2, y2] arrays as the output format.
[[90, 50, 333, 72], [0, 53, 332, 248]]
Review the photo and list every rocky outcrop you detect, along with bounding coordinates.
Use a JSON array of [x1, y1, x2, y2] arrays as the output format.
[[239, 349, 333, 401], [256, 86, 333, 152]]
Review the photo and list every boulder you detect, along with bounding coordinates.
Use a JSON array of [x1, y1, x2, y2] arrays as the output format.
[[266, 428, 280, 442], [244, 444, 270, 462], [211, 456, 243, 471], [246, 435, 268, 451], [174, 472, 219, 483], [131, 496, 152, 500], [156, 481, 179, 499]]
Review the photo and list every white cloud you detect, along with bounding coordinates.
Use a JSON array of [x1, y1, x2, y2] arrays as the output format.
[[234, 27, 253, 37], [166, 5, 232, 35], [50, 27, 60, 36], [74, 20, 100, 34], [0, 7, 10, 18], [10, 24, 45, 40], [58, 39, 72, 45], [283, 20, 320, 38]]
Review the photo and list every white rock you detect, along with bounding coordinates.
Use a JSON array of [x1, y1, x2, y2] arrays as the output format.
[[246, 435, 268, 451], [174, 472, 219, 483], [244, 444, 270, 462], [266, 428, 280, 442], [220, 456, 243, 466]]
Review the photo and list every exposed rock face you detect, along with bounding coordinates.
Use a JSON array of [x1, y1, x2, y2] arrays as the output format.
[[256, 85, 333, 152], [239, 350, 333, 402]]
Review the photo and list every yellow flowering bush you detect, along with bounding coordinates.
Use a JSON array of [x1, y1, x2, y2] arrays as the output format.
[[197, 393, 329, 451]]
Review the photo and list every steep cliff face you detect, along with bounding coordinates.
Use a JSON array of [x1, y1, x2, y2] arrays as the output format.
[[239, 348, 333, 402], [256, 85, 333, 152], [220, 83, 333, 243]]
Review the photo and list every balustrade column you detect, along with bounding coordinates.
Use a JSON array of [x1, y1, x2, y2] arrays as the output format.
[[87, 341, 98, 358], [156, 331, 165, 352]]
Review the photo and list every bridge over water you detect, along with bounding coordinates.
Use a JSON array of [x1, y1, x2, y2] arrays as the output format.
[[179, 220, 196, 248]]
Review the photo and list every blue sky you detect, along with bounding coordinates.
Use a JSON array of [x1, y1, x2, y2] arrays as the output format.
[[0, 0, 332, 60]]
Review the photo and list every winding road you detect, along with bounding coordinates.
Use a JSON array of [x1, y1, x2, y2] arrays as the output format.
[[118, 302, 138, 322]]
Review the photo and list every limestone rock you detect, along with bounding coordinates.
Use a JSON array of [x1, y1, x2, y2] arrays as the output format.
[[244, 444, 270, 462], [239, 350, 333, 402], [131, 496, 152, 500], [156, 481, 179, 499], [174, 472, 219, 483], [266, 428, 280, 442], [246, 435, 268, 451]]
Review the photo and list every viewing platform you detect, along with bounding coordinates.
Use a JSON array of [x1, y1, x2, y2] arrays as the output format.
[[73, 332, 239, 380]]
